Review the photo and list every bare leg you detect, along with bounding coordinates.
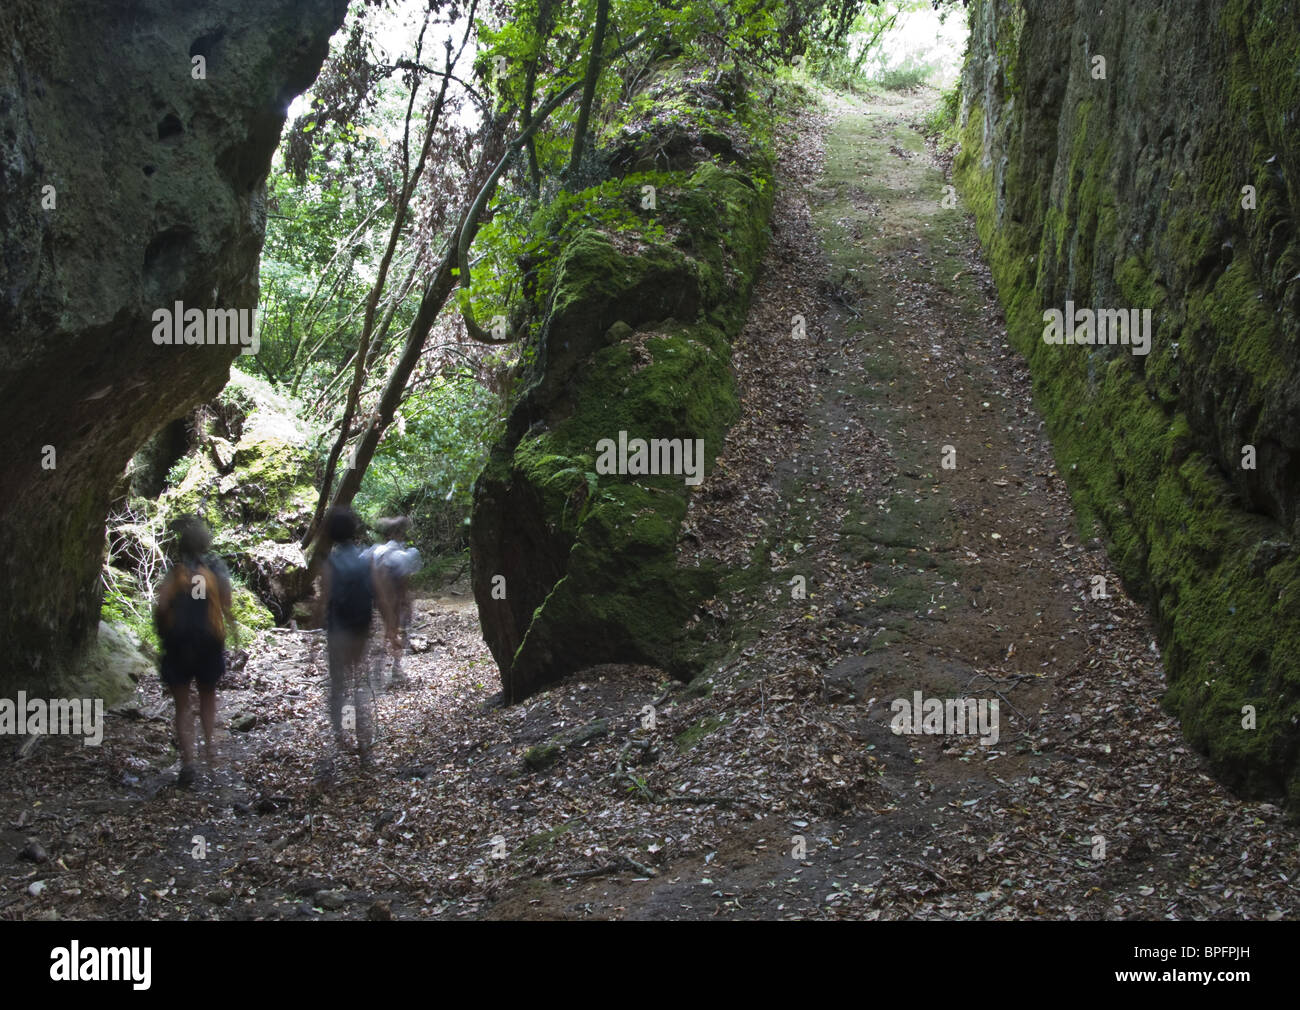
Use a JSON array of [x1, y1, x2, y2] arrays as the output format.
[[198, 684, 218, 767], [390, 582, 411, 686], [352, 635, 374, 766], [327, 631, 351, 753], [170, 683, 196, 783]]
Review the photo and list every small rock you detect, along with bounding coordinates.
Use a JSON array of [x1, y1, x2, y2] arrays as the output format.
[[231, 712, 257, 733], [20, 839, 48, 864], [210, 436, 236, 473], [314, 890, 346, 910], [290, 877, 336, 896], [410, 635, 430, 653], [206, 890, 232, 906], [367, 900, 393, 921], [523, 741, 562, 771], [562, 718, 610, 747], [32, 909, 60, 921], [27, 880, 46, 897]]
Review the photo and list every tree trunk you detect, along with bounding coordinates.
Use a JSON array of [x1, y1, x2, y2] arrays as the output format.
[[566, 0, 611, 180]]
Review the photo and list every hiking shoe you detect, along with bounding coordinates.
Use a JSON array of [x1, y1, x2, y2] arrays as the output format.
[[177, 764, 197, 788]]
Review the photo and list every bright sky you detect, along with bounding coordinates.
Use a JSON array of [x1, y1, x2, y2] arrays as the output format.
[[287, 3, 476, 125], [861, 3, 970, 86], [288, 0, 972, 126]]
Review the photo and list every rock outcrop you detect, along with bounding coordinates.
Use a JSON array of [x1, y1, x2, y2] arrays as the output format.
[[956, 0, 1300, 801], [0, 0, 347, 694], [470, 63, 777, 702]]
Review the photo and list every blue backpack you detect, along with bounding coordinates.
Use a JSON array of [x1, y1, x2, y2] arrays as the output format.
[[327, 543, 374, 632]]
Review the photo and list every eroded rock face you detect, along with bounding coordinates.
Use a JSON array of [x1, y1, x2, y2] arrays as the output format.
[[470, 63, 776, 702], [237, 541, 311, 622], [0, 0, 347, 692], [957, 0, 1300, 801]]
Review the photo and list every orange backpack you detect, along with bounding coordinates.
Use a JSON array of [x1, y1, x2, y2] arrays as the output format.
[[155, 559, 226, 641]]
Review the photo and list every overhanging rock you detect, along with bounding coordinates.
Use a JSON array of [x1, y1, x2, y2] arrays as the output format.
[[0, 0, 347, 692]]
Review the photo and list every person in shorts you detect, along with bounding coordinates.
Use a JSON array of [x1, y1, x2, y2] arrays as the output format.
[[153, 517, 237, 787], [370, 515, 421, 688]]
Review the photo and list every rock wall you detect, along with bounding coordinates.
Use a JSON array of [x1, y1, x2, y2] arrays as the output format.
[[471, 63, 776, 702], [0, 0, 346, 693], [955, 0, 1300, 801]]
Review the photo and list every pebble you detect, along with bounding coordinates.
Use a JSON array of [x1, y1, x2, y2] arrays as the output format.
[[20, 839, 48, 863], [314, 890, 346, 910]]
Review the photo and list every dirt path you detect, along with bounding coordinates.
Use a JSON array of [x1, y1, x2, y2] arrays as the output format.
[[4, 87, 1296, 922], [487, 87, 1298, 919]]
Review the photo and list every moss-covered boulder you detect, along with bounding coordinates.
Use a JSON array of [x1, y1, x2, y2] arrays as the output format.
[[231, 584, 275, 635], [956, 0, 1300, 803], [236, 540, 311, 622], [471, 62, 777, 702], [159, 372, 318, 549], [76, 622, 154, 709], [145, 371, 318, 627]]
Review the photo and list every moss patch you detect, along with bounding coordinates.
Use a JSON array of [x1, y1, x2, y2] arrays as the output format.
[[674, 714, 728, 752]]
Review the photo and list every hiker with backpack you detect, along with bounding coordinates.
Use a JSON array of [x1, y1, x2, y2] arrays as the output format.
[[314, 506, 377, 771], [369, 515, 421, 688], [153, 517, 238, 787]]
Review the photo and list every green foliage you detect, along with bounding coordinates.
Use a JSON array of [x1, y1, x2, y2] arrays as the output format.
[[165, 455, 193, 488], [465, 169, 677, 332], [101, 566, 159, 654], [258, 24, 432, 403], [923, 83, 961, 142], [251, 0, 919, 598], [801, 0, 941, 91], [873, 55, 934, 90], [354, 372, 506, 563]]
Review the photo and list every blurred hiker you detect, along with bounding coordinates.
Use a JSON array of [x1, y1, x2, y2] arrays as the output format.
[[314, 506, 377, 770], [154, 517, 237, 787], [369, 515, 421, 688]]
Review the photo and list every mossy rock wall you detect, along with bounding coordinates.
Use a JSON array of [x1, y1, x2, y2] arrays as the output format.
[[0, 0, 346, 694], [955, 0, 1300, 802], [471, 63, 775, 702]]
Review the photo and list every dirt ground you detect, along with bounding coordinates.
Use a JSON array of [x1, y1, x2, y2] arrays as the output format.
[[3, 86, 1296, 921]]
